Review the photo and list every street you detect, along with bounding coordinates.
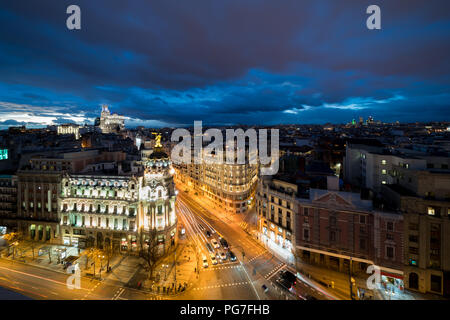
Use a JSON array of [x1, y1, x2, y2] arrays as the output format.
[[0, 190, 328, 300]]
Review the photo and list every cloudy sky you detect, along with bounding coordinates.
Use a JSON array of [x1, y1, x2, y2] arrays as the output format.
[[0, 0, 449, 129]]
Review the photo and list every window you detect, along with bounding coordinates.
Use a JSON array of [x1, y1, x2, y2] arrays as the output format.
[[360, 215, 366, 224], [386, 246, 394, 259], [303, 207, 308, 216], [303, 229, 309, 241], [409, 247, 419, 254], [330, 231, 336, 242], [409, 235, 418, 242], [387, 221, 394, 231], [386, 233, 394, 241], [381, 169, 387, 175], [427, 207, 435, 216], [330, 216, 336, 226], [382, 180, 387, 185], [360, 238, 366, 250], [381, 160, 387, 165]]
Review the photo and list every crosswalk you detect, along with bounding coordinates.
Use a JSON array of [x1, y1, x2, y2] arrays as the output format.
[[248, 250, 268, 263], [148, 296, 166, 300], [239, 222, 249, 229], [201, 264, 242, 272], [193, 281, 250, 291], [264, 262, 286, 280]]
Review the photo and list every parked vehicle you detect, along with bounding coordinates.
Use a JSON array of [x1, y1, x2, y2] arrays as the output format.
[[219, 251, 227, 261], [229, 251, 237, 261], [198, 224, 205, 231], [205, 230, 211, 237], [219, 238, 229, 249], [202, 255, 208, 268], [211, 256, 218, 265], [211, 239, 220, 249]]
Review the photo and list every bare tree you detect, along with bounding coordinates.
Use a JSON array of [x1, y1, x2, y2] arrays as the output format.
[[139, 228, 161, 280]]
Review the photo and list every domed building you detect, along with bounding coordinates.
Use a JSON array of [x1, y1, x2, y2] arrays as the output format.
[[137, 134, 177, 252], [57, 134, 177, 253]]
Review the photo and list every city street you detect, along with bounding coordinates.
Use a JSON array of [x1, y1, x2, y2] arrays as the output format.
[[0, 189, 328, 300], [175, 191, 329, 300]]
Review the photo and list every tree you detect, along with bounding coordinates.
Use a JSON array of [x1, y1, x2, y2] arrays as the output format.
[[104, 241, 113, 272], [80, 247, 103, 274], [3, 232, 21, 258], [139, 227, 162, 281]]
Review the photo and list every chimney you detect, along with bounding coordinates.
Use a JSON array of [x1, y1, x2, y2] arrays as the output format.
[[327, 176, 339, 191]]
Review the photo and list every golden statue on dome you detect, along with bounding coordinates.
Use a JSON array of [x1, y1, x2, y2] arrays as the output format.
[[152, 132, 162, 148]]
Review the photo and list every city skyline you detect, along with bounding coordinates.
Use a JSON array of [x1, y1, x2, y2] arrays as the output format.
[[1, 0, 450, 130]]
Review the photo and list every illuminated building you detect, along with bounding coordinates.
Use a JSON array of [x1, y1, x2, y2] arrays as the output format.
[[99, 105, 125, 134], [174, 145, 258, 214], [57, 123, 81, 139], [0, 175, 17, 234], [138, 134, 177, 250], [381, 167, 450, 297], [256, 175, 298, 263], [58, 135, 177, 252]]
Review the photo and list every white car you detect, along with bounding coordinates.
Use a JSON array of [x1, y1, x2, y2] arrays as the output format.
[[202, 255, 209, 268], [211, 256, 218, 265], [211, 239, 220, 249]]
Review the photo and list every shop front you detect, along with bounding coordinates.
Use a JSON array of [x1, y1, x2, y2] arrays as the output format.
[[379, 270, 404, 297]]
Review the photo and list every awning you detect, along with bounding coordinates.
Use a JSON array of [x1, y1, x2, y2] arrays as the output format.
[[381, 271, 403, 280]]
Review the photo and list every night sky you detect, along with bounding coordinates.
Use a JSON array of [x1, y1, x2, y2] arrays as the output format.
[[0, 0, 449, 129]]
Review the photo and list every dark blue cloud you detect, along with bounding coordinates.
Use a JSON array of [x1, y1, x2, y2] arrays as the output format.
[[0, 0, 449, 127]]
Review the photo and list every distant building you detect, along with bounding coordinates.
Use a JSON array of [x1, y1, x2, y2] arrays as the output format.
[[57, 123, 81, 139], [344, 142, 426, 194], [99, 105, 125, 134]]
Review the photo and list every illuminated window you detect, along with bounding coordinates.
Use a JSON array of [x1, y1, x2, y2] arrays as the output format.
[[381, 169, 387, 175], [381, 160, 387, 165], [428, 207, 435, 216], [382, 180, 387, 184]]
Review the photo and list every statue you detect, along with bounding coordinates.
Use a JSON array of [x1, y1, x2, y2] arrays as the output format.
[[152, 132, 162, 148]]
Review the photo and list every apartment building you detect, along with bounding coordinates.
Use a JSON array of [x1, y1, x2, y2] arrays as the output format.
[[382, 166, 450, 297]]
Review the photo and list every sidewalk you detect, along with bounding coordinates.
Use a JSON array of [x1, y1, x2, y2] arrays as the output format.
[[140, 237, 199, 296], [1, 240, 82, 276]]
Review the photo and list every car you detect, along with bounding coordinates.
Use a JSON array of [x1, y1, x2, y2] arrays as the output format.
[[219, 238, 229, 249], [279, 270, 297, 285], [277, 277, 293, 291], [210, 252, 216, 260], [198, 224, 205, 231], [211, 239, 220, 249], [229, 251, 237, 261], [211, 256, 218, 265], [205, 230, 211, 237], [202, 255, 208, 268], [205, 243, 214, 252], [219, 251, 227, 261]]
